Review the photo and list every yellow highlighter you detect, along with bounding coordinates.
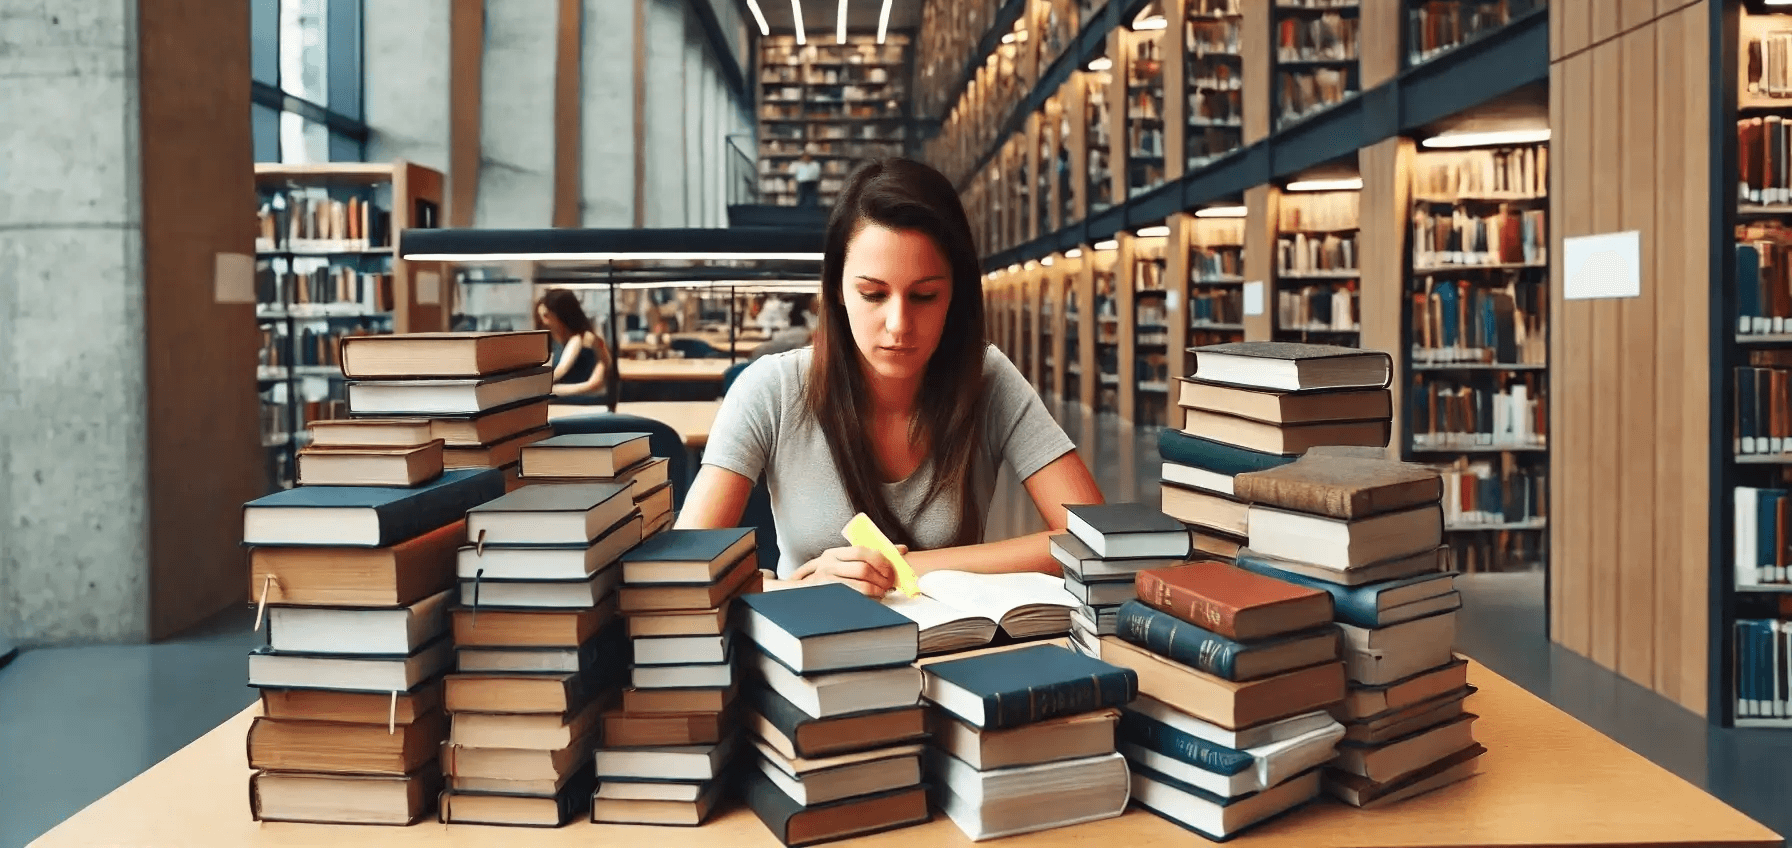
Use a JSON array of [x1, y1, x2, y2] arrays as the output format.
[[843, 512, 921, 597]]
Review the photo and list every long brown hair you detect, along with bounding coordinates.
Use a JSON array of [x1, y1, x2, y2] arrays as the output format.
[[807, 158, 988, 549], [537, 288, 613, 388]]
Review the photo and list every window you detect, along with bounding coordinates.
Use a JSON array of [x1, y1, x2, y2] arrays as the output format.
[[252, 0, 367, 163]]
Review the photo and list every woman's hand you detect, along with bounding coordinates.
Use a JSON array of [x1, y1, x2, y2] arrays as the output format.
[[789, 544, 909, 598]]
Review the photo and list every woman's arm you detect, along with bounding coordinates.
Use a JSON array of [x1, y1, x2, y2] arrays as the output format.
[[549, 335, 581, 381], [676, 465, 753, 530], [905, 449, 1104, 577]]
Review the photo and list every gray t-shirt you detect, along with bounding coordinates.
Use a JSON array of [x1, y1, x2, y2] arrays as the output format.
[[703, 345, 1077, 577]]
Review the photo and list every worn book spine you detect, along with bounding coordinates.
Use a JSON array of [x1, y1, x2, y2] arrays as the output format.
[[1231, 474, 1367, 519], [1115, 600, 1245, 680], [1234, 551, 1381, 628], [984, 669, 1138, 730], [1134, 569, 1242, 639], [1119, 710, 1254, 776]]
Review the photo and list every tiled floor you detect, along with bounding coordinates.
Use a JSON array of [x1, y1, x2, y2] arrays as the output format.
[[2, 402, 1788, 847]]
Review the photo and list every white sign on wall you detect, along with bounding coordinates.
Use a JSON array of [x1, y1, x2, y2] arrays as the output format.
[[214, 252, 255, 304], [1563, 231, 1641, 300], [1242, 280, 1265, 316]]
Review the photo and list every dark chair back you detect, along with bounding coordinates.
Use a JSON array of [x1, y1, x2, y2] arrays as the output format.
[[670, 338, 726, 359], [549, 413, 692, 509]]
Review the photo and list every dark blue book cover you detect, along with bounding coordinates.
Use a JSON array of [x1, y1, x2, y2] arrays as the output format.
[[1114, 600, 1251, 679], [1234, 552, 1456, 629], [243, 467, 504, 547], [1739, 244, 1762, 323], [737, 583, 914, 640], [620, 527, 755, 564], [922, 643, 1136, 729], [1159, 429, 1298, 477], [1118, 708, 1253, 776]]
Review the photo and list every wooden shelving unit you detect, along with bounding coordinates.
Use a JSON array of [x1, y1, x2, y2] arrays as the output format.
[[1122, 25, 1168, 199], [1273, 187, 1362, 343], [756, 34, 911, 208], [1184, 0, 1246, 172], [1404, 0, 1548, 69], [1272, 0, 1361, 131], [252, 161, 443, 490]]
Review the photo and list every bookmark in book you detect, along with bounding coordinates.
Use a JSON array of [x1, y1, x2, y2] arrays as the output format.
[[843, 512, 920, 597]]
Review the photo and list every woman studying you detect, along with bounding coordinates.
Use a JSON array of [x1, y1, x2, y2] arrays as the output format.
[[537, 288, 613, 403], [675, 158, 1104, 596]]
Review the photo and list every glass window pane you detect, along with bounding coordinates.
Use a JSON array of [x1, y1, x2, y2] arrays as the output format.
[[252, 0, 279, 85], [253, 103, 281, 162], [279, 112, 330, 164], [279, 0, 329, 107]]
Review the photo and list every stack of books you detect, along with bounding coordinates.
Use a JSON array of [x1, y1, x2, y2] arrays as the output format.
[[1231, 452, 1481, 807], [736, 584, 933, 846], [921, 644, 1136, 840], [1097, 561, 1347, 840], [1053, 503, 1192, 655], [437, 479, 643, 826], [335, 331, 560, 489], [517, 433, 676, 537], [1159, 341, 1396, 562], [242, 465, 507, 826], [592, 527, 763, 826]]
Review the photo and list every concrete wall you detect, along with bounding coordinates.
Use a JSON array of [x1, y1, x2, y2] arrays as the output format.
[[364, 0, 749, 228], [0, 0, 151, 644]]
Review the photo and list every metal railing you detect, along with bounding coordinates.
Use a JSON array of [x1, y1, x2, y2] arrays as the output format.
[[726, 133, 758, 207]]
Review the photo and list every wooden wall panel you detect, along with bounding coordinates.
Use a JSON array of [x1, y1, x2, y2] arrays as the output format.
[[1562, 0, 1592, 58], [1652, 5, 1688, 710], [1551, 0, 1564, 60], [1068, 74, 1089, 223], [1360, 0, 1403, 89], [1243, 185, 1277, 341], [1616, 24, 1658, 687], [1164, 0, 1187, 181], [139, 0, 264, 639], [1550, 3, 1711, 716], [1673, 0, 1710, 715], [1165, 214, 1192, 386], [1078, 251, 1098, 410], [1049, 264, 1068, 402], [1118, 236, 1138, 423], [553, 0, 581, 227], [1357, 137, 1414, 458], [449, 0, 484, 228], [1243, 0, 1271, 145]]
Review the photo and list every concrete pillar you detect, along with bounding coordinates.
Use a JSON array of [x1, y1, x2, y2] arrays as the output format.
[[581, 0, 636, 227], [476, 2, 557, 228], [0, 0, 150, 645], [644, 0, 687, 227], [363, 0, 450, 171]]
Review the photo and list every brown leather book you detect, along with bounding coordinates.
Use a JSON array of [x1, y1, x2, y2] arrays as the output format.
[[1134, 561, 1333, 640], [1234, 452, 1443, 520], [602, 708, 729, 747], [1096, 636, 1345, 730]]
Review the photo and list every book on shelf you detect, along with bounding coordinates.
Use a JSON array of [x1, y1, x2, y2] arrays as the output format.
[[1407, 371, 1546, 450], [1278, 67, 1355, 126], [1409, 275, 1548, 366], [1410, 204, 1548, 267], [257, 190, 392, 253], [1278, 190, 1359, 232], [1408, 0, 1542, 65], [1277, 11, 1359, 63], [1278, 232, 1357, 275], [1278, 283, 1360, 334], [1412, 145, 1548, 199], [1434, 455, 1547, 530], [1733, 618, 1790, 718]]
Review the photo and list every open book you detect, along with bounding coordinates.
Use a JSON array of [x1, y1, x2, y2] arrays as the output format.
[[882, 571, 1078, 655]]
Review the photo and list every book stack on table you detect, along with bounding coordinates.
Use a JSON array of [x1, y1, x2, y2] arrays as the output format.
[[592, 527, 763, 826], [1158, 341, 1397, 563], [516, 432, 676, 536], [1053, 503, 1193, 655], [435, 433, 664, 826], [242, 463, 507, 826], [1092, 561, 1347, 841], [1231, 452, 1481, 807], [737, 584, 933, 847], [332, 331, 562, 489], [920, 644, 1137, 841]]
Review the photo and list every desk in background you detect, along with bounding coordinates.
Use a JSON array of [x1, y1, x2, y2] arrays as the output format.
[[27, 661, 1780, 848], [548, 400, 722, 451], [617, 359, 734, 383]]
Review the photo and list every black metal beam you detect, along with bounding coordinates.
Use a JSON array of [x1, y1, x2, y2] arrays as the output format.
[[1396, 9, 1548, 134], [251, 81, 369, 141], [400, 226, 824, 257]]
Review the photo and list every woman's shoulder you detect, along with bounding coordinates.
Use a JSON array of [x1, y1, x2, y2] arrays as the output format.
[[979, 343, 1024, 381], [731, 348, 813, 410]]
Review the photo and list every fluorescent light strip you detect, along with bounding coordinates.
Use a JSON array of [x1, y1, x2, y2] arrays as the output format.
[[1001, 32, 1017, 44], [1041, 256, 1055, 266], [1136, 225, 1170, 238], [1284, 178, 1362, 192], [1087, 56, 1112, 72], [745, 0, 770, 35], [1094, 239, 1119, 251], [1065, 248, 1084, 258], [790, 0, 805, 45], [877, 0, 893, 44], [837, 0, 848, 43], [1133, 16, 1168, 30], [1194, 205, 1247, 218], [404, 252, 826, 262], [1421, 128, 1552, 149]]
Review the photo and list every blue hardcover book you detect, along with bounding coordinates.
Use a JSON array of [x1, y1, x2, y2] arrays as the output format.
[[1113, 601, 1339, 682], [1128, 762, 1321, 842], [1118, 708, 1253, 776], [1158, 429, 1298, 477], [243, 467, 505, 548], [1436, 281, 1460, 348], [920, 643, 1137, 729], [1738, 244, 1763, 331], [1234, 552, 1457, 628], [737, 583, 918, 674]]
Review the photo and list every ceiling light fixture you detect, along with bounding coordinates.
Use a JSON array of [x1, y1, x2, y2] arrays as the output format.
[[745, 0, 770, 35], [1194, 205, 1248, 218], [1042, 256, 1055, 266], [1284, 177, 1362, 192], [1065, 248, 1084, 258], [1420, 128, 1552, 148], [837, 0, 848, 43], [1001, 32, 1017, 44], [790, 0, 806, 45], [1132, 15, 1168, 30], [1094, 239, 1119, 251], [1136, 225, 1170, 238], [1086, 56, 1112, 72], [877, 0, 893, 44]]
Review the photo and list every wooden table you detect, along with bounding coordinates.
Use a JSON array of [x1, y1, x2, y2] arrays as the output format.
[[547, 400, 722, 450], [28, 662, 1780, 847], [617, 359, 734, 382]]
